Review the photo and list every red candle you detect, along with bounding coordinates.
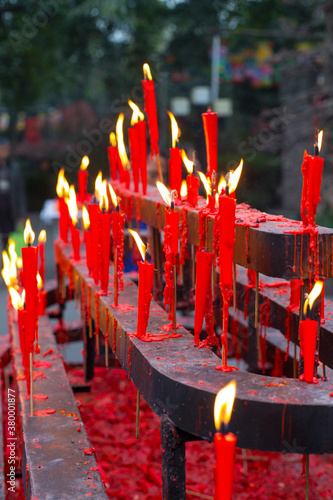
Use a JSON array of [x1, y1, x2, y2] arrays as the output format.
[[56, 169, 70, 243], [38, 289, 47, 316], [38, 230, 46, 285], [168, 112, 182, 196], [111, 205, 125, 306], [67, 186, 80, 261], [219, 195, 236, 289], [98, 181, 112, 295], [300, 131, 324, 226], [202, 107, 218, 180], [135, 120, 147, 195], [82, 206, 93, 277], [142, 63, 159, 159], [129, 100, 146, 193], [128, 127, 140, 192], [165, 209, 179, 257], [107, 132, 118, 181], [22, 220, 38, 353], [182, 150, 199, 207], [214, 381, 237, 500], [9, 288, 30, 392], [88, 203, 100, 286], [116, 113, 131, 188], [194, 250, 213, 345], [78, 156, 89, 203]]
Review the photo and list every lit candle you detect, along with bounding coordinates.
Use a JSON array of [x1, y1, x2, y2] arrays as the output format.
[[38, 230, 46, 285], [214, 381, 237, 500], [109, 184, 125, 306], [37, 273, 47, 316], [67, 186, 80, 261], [128, 100, 146, 193], [198, 171, 215, 210], [168, 112, 182, 198], [82, 206, 93, 277], [9, 287, 30, 393], [182, 150, 199, 208], [129, 229, 154, 339], [98, 180, 112, 296], [56, 168, 70, 243], [194, 250, 214, 345], [300, 130, 324, 226], [88, 173, 102, 285], [116, 113, 131, 189], [107, 132, 119, 181], [299, 281, 323, 384], [78, 155, 89, 203], [202, 107, 218, 181], [142, 63, 159, 160]]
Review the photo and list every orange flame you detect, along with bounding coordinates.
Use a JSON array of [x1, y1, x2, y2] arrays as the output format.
[[317, 130, 323, 153], [181, 150, 193, 175], [129, 100, 144, 126], [198, 171, 211, 198], [38, 230, 46, 244], [156, 181, 172, 207], [128, 229, 146, 261], [80, 156, 89, 171], [67, 186, 78, 225], [37, 272, 43, 290], [24, 219, 35, 245], [218, 175, 226, 195], [8, 239, 17, 283], [1, 251, 10, 286], [168, 111, 181, 149], [228, 160, 243, 194], [108, 184, 118, 208], [110, 132, 117, 147], [116, 113, 129, 169], [180, 180, 187, 198], [304, 281, 323, 315], [99, 180, 109, 212], [143, 63, 153, 81], [82, 206, 90, 230], [9, 287, 25, 310], [95, 172, 103, 202], [56, 168, 69, 198], [214, 381, 236, 431]]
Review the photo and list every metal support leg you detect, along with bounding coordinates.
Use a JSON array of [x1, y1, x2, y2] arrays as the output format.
[[160, 415, 186, 500], [84, 316, 95, 383]]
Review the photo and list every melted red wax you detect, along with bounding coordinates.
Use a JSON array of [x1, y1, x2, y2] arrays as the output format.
[[33, 394, 48, 400], [163, 221, 175, 321], [180, 207, 189, 266], [84, 447, 96, 455], [161, 323, 182, 332], [215, 365, 239, 372], [19, 370, 45, 381], [259, 298, 270, 373], [33, 360, 52, 369], [125, 197, 133, 224], [42, 348, 53, 357], [111, 303, 135, 312], [128, 331, 182, 342], [272, 347, 284, 378], [213, 213, 220, 265], [77, 425, 82, 432], [33, 409, 56, 416]]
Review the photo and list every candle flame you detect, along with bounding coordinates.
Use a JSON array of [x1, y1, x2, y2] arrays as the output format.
[[317, 130, 323, 153], [82, 206, 90, 230], [67, 186, 78, 225], [181, 149, 193, 175], [168, 111, 181, 149], [95, 172, 103, 201], [156, 181, 171, 207], [99, 180, 109, 212], [129, 100, 144, 126], [108, 184, 118, 208], [228, 160, 243, 194], [56, 168, 69, 198], [218, 175, 226, 195], [180, 180, 187, 198], [128, 229, 146, 261], [1, 251, 10, 286], [9, 286, 25, 310], [17, 257, 22, 269], [80, 156, 89, 171], [198, 171, 211, 198], [116, 113, 130, 169], [38, 230, 47, 244], [37, 272, 43, 290], [24, 219, 35, 245], [143, 63, 153, 81], [214, 381, 236, 431], [110, 132, 117, 147], [8, 239, 17, 282], [303, 280, 323, 315]]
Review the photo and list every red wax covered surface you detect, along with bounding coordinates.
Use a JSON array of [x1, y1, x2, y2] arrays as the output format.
[[38, 242, 45, 284], [84, 230, 93, 277], [98, 212, 112, 295], [165, 209, 179, 256], [135, 120, 147, 195], [187, 174, 199, 208], [202, 108, 218, 179], [107, 146, 118, 181], [58, 197, 69, 243], [137, 260, 155, 339], [78, 169, 88, 203], [128, 127, 140, 192], [142, 80, 159, 159], [22, 245, 38, 351], [214, 432, 237, 500], [169, 148, 182, 196], [219, 195, 236, 289], [89, 204, 100, 286], [194, 250, 213, 345], [70, 223, 81, 261], [299, 318, 318, 383]]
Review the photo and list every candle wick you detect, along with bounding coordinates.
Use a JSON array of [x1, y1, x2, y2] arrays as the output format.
[[145, 243, 151, 262]]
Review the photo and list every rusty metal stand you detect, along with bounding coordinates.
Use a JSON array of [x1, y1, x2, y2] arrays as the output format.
[[160, 415, 186, 500], [84, 315, 95, 383]]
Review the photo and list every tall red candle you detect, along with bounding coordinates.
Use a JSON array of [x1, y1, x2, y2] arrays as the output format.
[[142, 63, 159, 159], [78, 156, 89, 203], [107, 132, 118, 181], [214, 381, 237, 500], [56, 169, 70, 243], [169, 148, 182, 196], [219, 195, 236, 289], [18, 307, 30, 393], [88, 203, 100, 286], [128, 127, 140, 192], [82, 206, 93, 277], [136, 120, 147, 195], [116, 113, 131, 188], [111, 207, 125, 306], [202, 107, 218, 180], [129, 100, 146, 193], [70, 221, 81, 261], [38, 230, 46, 285], [194, 250, 213, 345], [300, 131, 324, 226], [299, 318, 318, 383], [98, 182, 112, 295], [182, 150, 199, 207], [67, 186, 80, 261], [22, 220, 38, 353]]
